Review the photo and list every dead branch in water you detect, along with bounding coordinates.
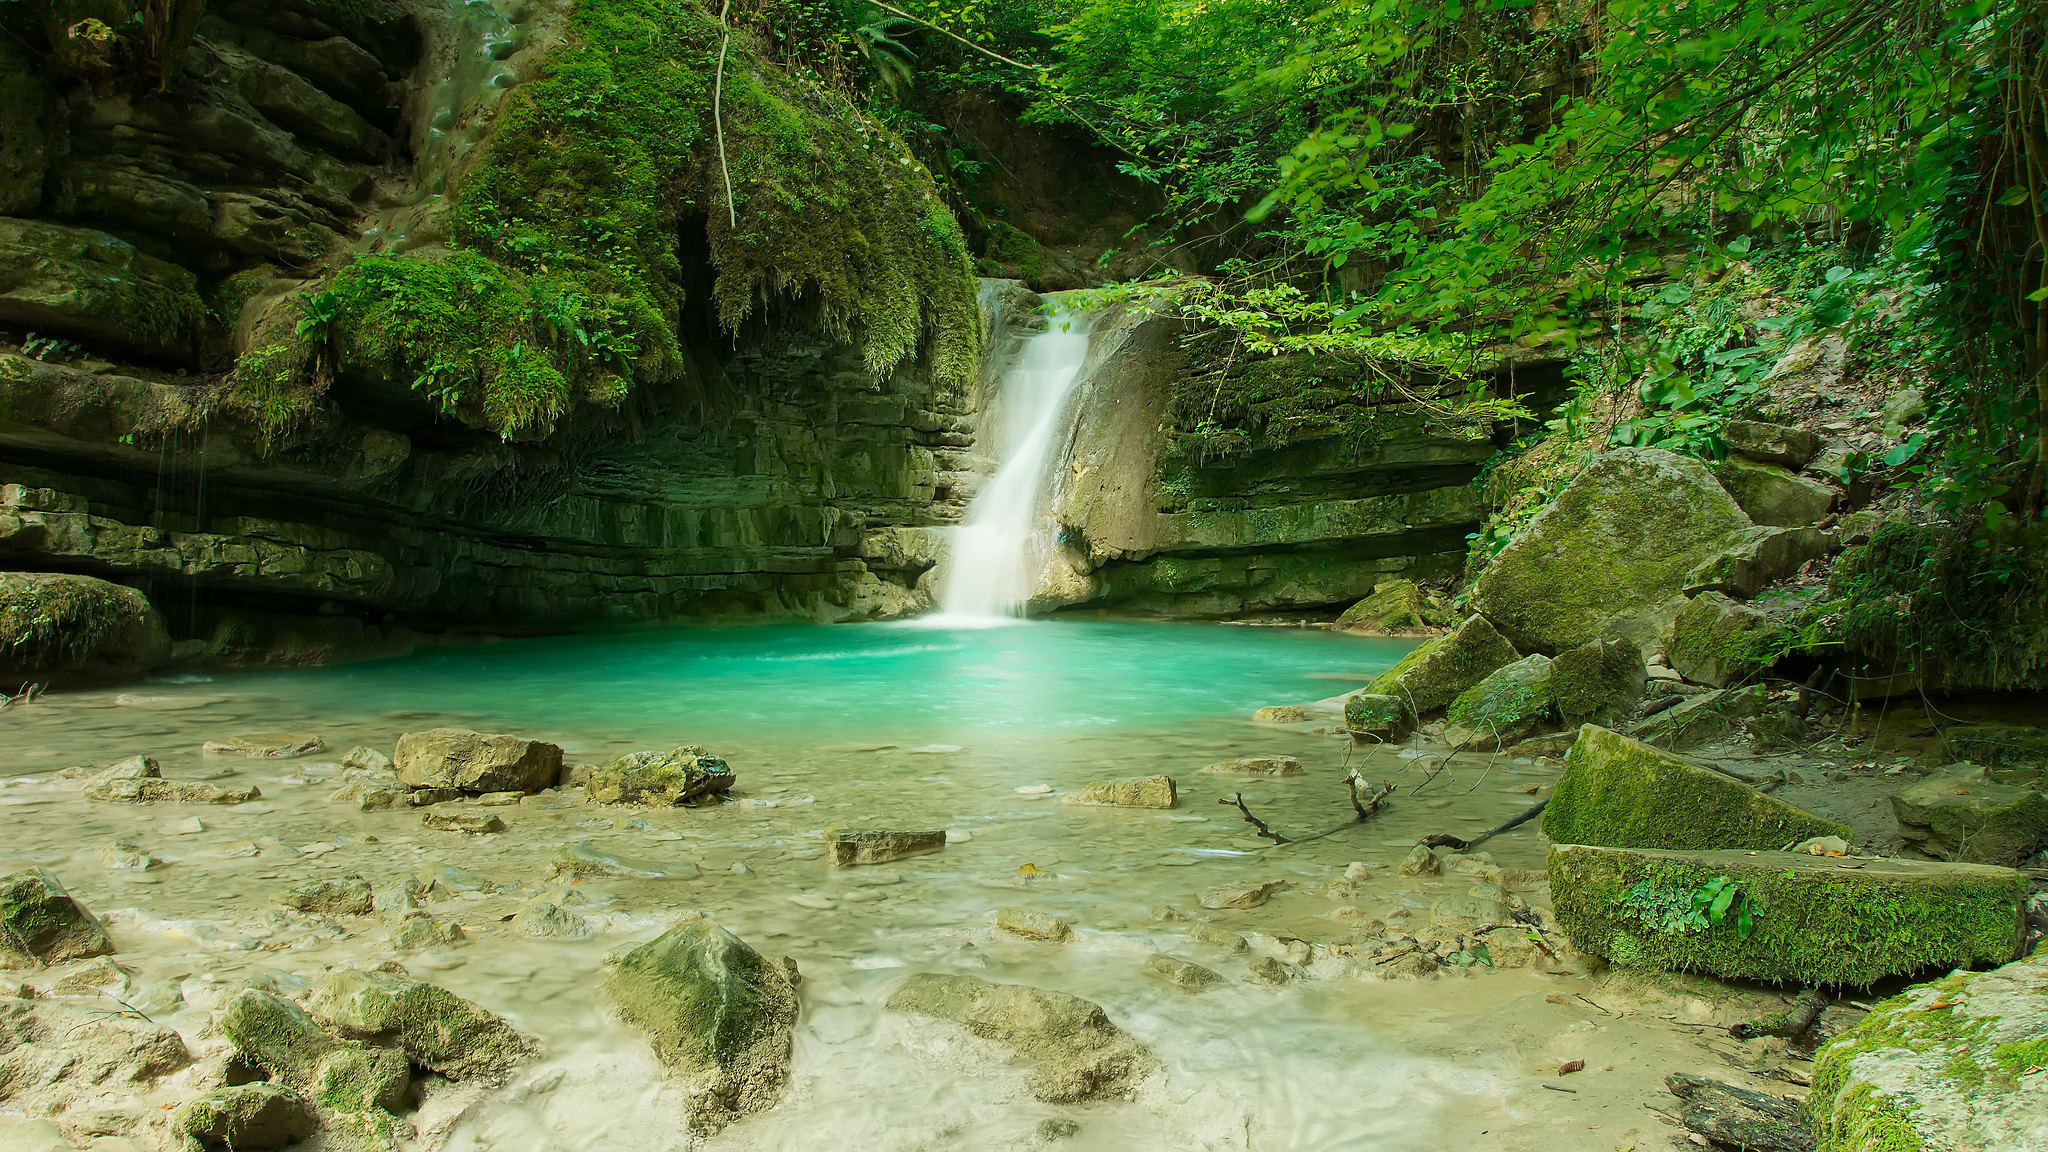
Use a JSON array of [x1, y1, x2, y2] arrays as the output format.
[[1417, 798, 1548, 852], [1729, 989, 1826, 1041], [1346, 772, 1396, 819], [1222, 792, 1289, 844]]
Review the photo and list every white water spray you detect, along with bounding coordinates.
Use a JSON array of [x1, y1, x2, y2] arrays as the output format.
[[933, 310, 1092, 621]]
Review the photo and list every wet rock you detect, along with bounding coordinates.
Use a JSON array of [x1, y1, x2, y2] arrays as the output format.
[[329, 778, 407, 810], [0, 998, 189, 1106], [1722, 420, 1820, 469], [394, 728, 563, 794], [606, 915, 799, 1133], [1444, 654, 1555, 751], [405, 787, 462, 807], [1629, 684, 1773, 752], [277, 876, 374, 916], [96, 839, 162, 871], [824, 829, 946, 866], [1344, 693, 1415, 743], [414, 864, 496, 895], [84, 777, 261, 804], [1807, 951, 2046, 1152], [87, 755, 160, 784], [1469, 448, 1757, 653], [1199, 756, 1303, 776], [1185, 923, 1247, 952], [1362, 614, 1520, 714], [388, 914, 465, 952], [0, 869, 113, 966], [1061, 776, 1176, 809], [548, 841, 701, 880], [1252, 705, 1307, 723], [1245, 955, 1292, 984], [1398, 844, 1439, 876], [341, 746, 394, 775], [1199, 879, 1286, 910], [885, 973, 1152, 1102], [1892, 767, 2048, 866], [311, 969, 536, 1081], [476, 790, 523, 806], [1668, 592, 1783, 688], [48, 956, 133, 998], [203, 733, 326, 758], [1335, 579, 1443, 635], [1713, 458, 1833, 527], [513, 901, 590, 939], [994, 908, 1073, 942], [174, 1083, 318, 1150], [1144, 954, 1222, 991], [1549, 638, 1647, 728], [0, 571, 171, 683], [586, 745, 735, 806], [1548, 844, 2026, 984], [370, 877, 424, 919], [218, 988, 409, 1113], [1543, 725, 1849, 850], [420, 810, 506, 834]]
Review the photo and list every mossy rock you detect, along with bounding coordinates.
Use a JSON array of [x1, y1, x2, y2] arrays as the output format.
[[1944, 724, 2048, 768], [0, 868, 114, 967], [0, 572, 170, 683], [1805, 951, 2047, 1150], [217, 988, 407, 1113], [0, 218, 206, 364], [1723, 420, 1819, 469], [885, 972, 1153, 1103], [1630, 684, 1774, 752], [1444, 654, 1555, 751], [311, 969, 537, 1081], [604, 915, 798, 1134], [1550, 638, 1647, 728], [1891, 768, 2048, 867], [585, 745, 734, 807], [1343, 693, 1415, 743], [1668, 592, 1785, 688], [174, 1083, 317, 1150], [1542, 725, 1850, 850], [1468, 448, 1754, 654], [1547, 844, 2026, 986], [1363, 615, 1520, 715], [1712, 458, 1834, 528], [1335, 580, 1445, 635]]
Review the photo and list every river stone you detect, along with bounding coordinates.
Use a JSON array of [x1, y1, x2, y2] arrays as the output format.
[[389, 913, 466, 952], [513, 900, 590, 939], [1398, 843, 1439, 876], [96, 839, 162, 871], [174, 1083, 317, 1151], [278, 876, 375, 917], [202, 733, 325, 758], [218, 988, 409, 1113], [605, 916, 799, 1133], [1343, 693, 1415, 743], [1199, 878, 1286, 909], [406, 786, 462, 806], [0, 869, 113, 967], [1713, 458, 1834, 527], [1335, 579, 1438, 635], [585, 745, 735, 807], [825, 829, 945, 866], [1630, 684, 1773, 751], [1444, 653, 1555, 751], [420, 810, 506, 834], [1547, 844, 2026, 985], [0, 572, 171, 682], [548, 841, 700, 880], [1668, 592, 1782, 688], [330, 778, 406, 810], [1252, 705, 1307, 723], [884, 973, 1152, 1102], [87, 755, 160, 784], [1468, 448, 1756, 654], [1061, 776, 1176, 808], [311, 969, 536, 1081], [395, 728, 563, 794], [1543, 725, 1848, 849], [1805, 951, 2046, 1151], [1143, 954, 1222, 991], [1664, 1074, 1812, 1152], [1199, 756, 1303, 776], [1891, 767, 2048, 866], [994, 907, 1073, 942], [1363, 614, 1520, 714], [84, 777, 261, 804], [0, 998, 190, 1110], [1723, 420, 1820, 468], [371, 876, 424, 919], [341, 746, 394, 774], [1550, 638, 1647, 728]]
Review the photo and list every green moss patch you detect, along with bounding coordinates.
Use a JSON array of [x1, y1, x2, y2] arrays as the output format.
[[1364, 614, 1520, 715], [1542, 725, 1849, 850], [1548, 845, 2026, 986]]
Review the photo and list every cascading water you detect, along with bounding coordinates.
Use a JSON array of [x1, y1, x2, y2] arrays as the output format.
[[933, 309, 1093, 621]]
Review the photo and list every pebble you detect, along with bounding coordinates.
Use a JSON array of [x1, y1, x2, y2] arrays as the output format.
[[944, 830, 972, 843], [790, 893, 836, 910], [1014, 785, 1053, 795]]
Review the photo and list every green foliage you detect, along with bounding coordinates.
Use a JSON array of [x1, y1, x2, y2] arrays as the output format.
[[0, 579, 133, 666]]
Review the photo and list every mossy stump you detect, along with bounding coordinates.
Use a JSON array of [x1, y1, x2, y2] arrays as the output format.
[[1542, 725, 1850, 850]]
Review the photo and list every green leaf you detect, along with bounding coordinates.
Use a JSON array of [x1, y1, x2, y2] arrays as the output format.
[[1995, 186, 2030, 206]]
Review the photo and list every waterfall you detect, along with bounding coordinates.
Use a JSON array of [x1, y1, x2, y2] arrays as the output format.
[[933, 309, 1092, 621]]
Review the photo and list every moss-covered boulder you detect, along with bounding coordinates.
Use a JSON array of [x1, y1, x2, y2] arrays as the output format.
[[173, 1083, 317, 1151], [1551, 638, 1647, 728], [605, 916, 799, 1134], [0, 572, 170, 683], [1344, 692, 1416, 743], [1630, 684, 1773, 752], [218, 988, 409, 1114], [1548, 844, 2026, 985], [1363, 614, 1520, 715], [585, 745, 734, 806], [1723, 420, 1819, 469], [0, 868, 114, 967], [1335, 580, 1445, 635], [394, 728, 562, 794], [1806, 952, 2047, 1151], [1683, 525, 1834, 599], [1444, 654, 1555, 751], [1468, 448, 1755, 654], [1543, 725, 1849, 849], [1713, 458, 1834, 527], [0, 218, 206, 363], [311, 969, 536, 1081], [1668, 592, 1784, 688], [885, 973, 1153, 1103], [1891, 768, 2048, 866]]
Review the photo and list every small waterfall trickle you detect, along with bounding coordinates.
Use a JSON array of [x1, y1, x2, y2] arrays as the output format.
[[933, 309, 1092, 622]]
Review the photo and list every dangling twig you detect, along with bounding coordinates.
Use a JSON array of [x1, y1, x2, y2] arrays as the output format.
[[713, 0, 737, 229], [1417, 798, 1549, 852], [1221, 792, 1289, 844]]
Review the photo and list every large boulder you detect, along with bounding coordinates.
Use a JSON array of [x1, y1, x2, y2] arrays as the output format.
[[1550, 638, 1647, 728], [1630, 684, 1773, 751], [1806, 952, 2047, 1151], [1722, 420, 1819, 468], [1548, 844, 2026, 985], [1362, 614, 1520, 714], [1713, 458, 1834, 527], [1891, 767, 2048, 866], [0, 572, 169, 683], [605, 916, 799, 1134], [1668, 592, 1784, 688], [310, 969, 536, 1081], [1468, 448, 1755, 653], [0, 868, 113, 967], [585, 745, 734, 806], [174, 1083, 317, 1151], [0, 218, 206, 363], [1443, 653, 1555, 751], [884, 973, 1152, 1102], [1344, 693, 1416, 743], [394, 729, 562, 794], [1542, 725, 1850, 850], [1683, 526, 1835, 599], [1334, 580, 1443, 635]]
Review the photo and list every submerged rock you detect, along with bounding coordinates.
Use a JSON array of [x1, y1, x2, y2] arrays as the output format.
[[585, 745, 735, 806], [0, 869, 114, 966], [0, 998, 190, 1107], [1199, 879, 1286, 910], [419, 810, 506, 834], [1143, 954, 1222, 991], [513, 900, 590, 939], [218, 988, 409, 1113], [1542, 725, 1849, 850], [174, 1083, 318, 1151], [824, 829, 945, 866], [341, 746, 394, 775], [394, 728, 562, 794], [1891, 767, 2048, 866], [1629, 684, 1773, 751], [277, 877, 375, 917], [96, 839, 163, 871], [1549, 638, 1647, 728], [1806, 951, 2046, 1151], [84, 777, 261, 804], [1363, 614, 1520, 714], [885, 973, 1151, 1102], [1665, 1073, 1811, 1152], [548, 841, 701, 881], [605, 916, 799, 1133], [1252, 705, 1307, 723], [1198, 756, 1303, 776], [1060, 776, 1176, 809], [330, 778, 407, 810], [1444, 653, 1555, 751], [994, 908, 1073, 942], [388, 914, 466, 952], [1547, 844, 2026, 985], [311, 969, 536, 1081], [202, 733, 325, 758], [1397, 844, 1439, 876], [1343, 693, 1415, 743]]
